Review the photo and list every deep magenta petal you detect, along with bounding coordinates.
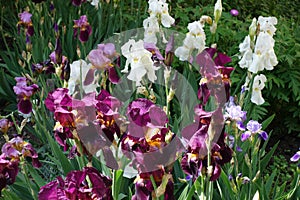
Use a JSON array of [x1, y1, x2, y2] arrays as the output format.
[[108, 67, 120, 84], [18, 99, 32, 114]]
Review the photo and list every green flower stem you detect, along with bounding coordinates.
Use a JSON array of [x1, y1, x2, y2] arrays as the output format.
[[248, 141, 253, 200], [21, 158, 38, 200], [10, 113, 22, 135]]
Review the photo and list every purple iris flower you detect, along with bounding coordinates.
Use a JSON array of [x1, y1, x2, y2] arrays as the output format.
[[73, 15, 92, 42], [197, 48, 233, 104], [17, 11, 34, 36], [0, 119, 13, 134], [120, 98, 180, 199], [206, 47, 232, 67], [45, 88, 86, 151], [164, 34, 175, 66], [127, 98, 167, 128], [13, 77, 39, 114], [32, 60, 55, 74], [19, 11, 32, 23], [132, 170, 174, 200], [95, 90, 122, 142], [87, 43, 120, 83], [45, 88, 73, 112], [1, 137, 41, 168], [38, 167, 112, 200], [0, 154, 19, 195], [71, 0, 87, 6], [144, 43, 165, 61], [180, 110, 232, 181]]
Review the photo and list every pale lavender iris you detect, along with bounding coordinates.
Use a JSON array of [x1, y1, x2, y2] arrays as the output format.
[[246, 120, 262, 133], [88, 48, 112, 70], [19, 11, 32, 23], [17, 11, 34, 36], [225, 97, 247, 131], [241, 120, 268, 141], [226, 105, 247, 122], [87, 43, 120, 83]]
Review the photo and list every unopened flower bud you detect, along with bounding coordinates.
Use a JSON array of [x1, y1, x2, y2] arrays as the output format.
[[137, 86, 149, 97], [76, 46, 81, 58], [252, 170, 260, 182], [167, 88, 175, 103], [214, 0, 222, 23], [249, 18, 257, 41], [149, 89, 156, 103], [164, 68, 171, 84], [245, 153, 251, 167]]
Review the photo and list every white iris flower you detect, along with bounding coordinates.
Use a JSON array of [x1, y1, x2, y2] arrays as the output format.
[[251, 74, 267, 105], [68, 60, 98, 95], [121, 39, 158, 86]]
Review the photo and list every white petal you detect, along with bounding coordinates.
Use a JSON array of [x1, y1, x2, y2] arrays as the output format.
[[175, 46, 190, 61], [251, 90, 265, 105], [248, 53, 264, 73], [161, 14, 175, 27], [239, 49, 253, 69]]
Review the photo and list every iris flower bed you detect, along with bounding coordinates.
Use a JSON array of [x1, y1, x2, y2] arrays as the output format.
[[0, 0, 299, 199]]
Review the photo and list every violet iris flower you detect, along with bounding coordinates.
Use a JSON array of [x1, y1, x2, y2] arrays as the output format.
[[290, 149, 300, 162], [241, 120, 268, 141], [13, 77, 39, 114], [132, 170, 174, 200], [32, 60, 55, 74], [38, 167, 112, 200], [73, 15, 92, 42]]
